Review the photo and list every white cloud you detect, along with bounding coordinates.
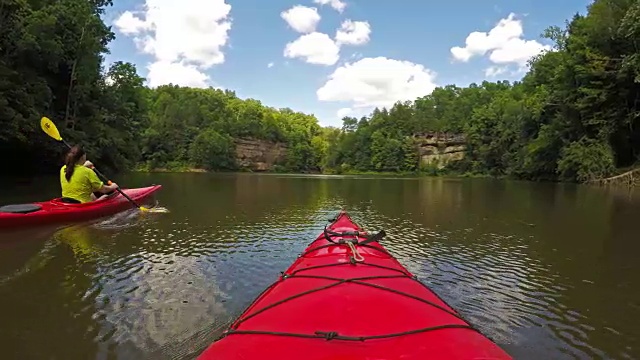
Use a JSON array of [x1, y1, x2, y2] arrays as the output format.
[[450, 13, 551, 71], [317, 57, 438, 111], [279, 3, 370, 66], [281, 17, 371, 66], [313, 0, 346, 13], [485, 66, 507, 77], [147, 61, 211, 88], [113, 11, 148, 35], [114, 0, 232, 88], [284, 32, 340, 66], [337, 107, 353, 118], [335, 20, 371, 46], [267, 62, 274, 68], [280, 5, 321, 34], [488, 38, 549, 66]]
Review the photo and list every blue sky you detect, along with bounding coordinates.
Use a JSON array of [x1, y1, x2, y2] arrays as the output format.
[[102, 0, 592, 127]]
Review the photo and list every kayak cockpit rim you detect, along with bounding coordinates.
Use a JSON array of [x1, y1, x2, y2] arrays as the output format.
[[0, 204, 42, 214]]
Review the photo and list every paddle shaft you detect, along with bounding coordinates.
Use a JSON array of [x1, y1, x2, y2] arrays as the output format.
[[60, 139, 144, 209]]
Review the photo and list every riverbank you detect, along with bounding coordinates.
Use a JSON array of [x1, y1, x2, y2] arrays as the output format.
[[132, 164, 640, 187], [132, 159, 636, 185], [137, 167, 208, 173], [132, 164, 497, 180]]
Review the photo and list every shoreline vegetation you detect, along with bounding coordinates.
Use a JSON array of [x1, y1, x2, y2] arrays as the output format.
[[133, 164, 635, 187], [132, 164, 501, 180], [2, 0, 639, 186]]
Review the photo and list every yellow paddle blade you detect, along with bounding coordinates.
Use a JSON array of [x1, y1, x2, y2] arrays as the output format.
[[140, 206, 170, 213], [40, 117, 62, 141]]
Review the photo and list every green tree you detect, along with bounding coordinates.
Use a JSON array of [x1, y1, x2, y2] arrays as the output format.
[[189, 130, 235, 170], [2, 0, 639, 184]]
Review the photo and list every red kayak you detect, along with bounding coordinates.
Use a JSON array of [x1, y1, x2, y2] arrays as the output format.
[[0, 185, 162, 230], [198, 211, 512, 359]]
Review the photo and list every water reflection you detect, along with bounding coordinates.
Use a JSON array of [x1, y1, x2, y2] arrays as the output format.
[[92, 254, 229, 360], [0, 174, 639, 359], [81, 176, 336, 359]]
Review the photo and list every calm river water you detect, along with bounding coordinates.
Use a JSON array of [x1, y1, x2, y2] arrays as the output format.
[[0, 173, 638, 359]]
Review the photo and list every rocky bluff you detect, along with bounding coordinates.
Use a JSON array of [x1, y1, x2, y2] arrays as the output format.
[[233, 133, 467, 172], [414, 132, 466, 169], [234, 138, 287, 171]]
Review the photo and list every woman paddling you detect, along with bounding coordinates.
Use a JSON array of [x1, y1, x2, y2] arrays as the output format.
[[60, 145, 118, 203]]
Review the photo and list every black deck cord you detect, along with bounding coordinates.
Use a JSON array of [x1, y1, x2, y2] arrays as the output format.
[[228, 267, 466, 325], [300, 241, 391, 259], [223, 324, 479, 341], [322, 225, 386, 246], [215, 215, 496, 346], [289, 261, 409, 277], [218, 267, 480, 341], [284, 273, 467, 320], [219, 262, 479, 341]]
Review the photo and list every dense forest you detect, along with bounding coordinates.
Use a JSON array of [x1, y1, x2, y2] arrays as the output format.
[[1, 0, 639, 182], [330, 0, 640, 182]]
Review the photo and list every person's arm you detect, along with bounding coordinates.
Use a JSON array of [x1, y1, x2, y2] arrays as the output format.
[[87, 168, 118, 194], [98, 182, 119, 194]]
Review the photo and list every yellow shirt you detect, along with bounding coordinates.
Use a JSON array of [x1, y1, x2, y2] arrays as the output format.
[[60, 165, 104, 203]]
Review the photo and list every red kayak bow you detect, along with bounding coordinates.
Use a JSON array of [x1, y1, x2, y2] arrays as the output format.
[[198, 210, 512, 360]]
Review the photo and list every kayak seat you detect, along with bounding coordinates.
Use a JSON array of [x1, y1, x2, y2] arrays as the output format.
[[0, 204, 42, 214]]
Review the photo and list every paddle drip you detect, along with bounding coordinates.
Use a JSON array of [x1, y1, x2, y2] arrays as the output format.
[[93, 208, 145, 229], [142, 200, 170, 214]]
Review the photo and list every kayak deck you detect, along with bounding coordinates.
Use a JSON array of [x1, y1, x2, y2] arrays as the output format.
[[0, 185, 162, 229], [198, 211, 512, 360]]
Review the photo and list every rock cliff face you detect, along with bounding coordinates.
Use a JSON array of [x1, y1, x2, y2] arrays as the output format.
[[234, 138, 287, 171], [415, 132, 466, 169], [232, 134, 466, 172]]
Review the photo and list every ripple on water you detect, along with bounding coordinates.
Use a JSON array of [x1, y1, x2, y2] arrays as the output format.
[[90, 253, 230, 359], [82, 207, 334, 359], [346, 208, 617, 360], [64, 204, 628, 360]]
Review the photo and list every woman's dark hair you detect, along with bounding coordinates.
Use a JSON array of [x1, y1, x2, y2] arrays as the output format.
[[64, 145, 85, 181]]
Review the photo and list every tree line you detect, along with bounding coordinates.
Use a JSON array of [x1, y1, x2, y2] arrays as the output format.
[[329, 0, 640, 182], [1, 0, 638, 183]]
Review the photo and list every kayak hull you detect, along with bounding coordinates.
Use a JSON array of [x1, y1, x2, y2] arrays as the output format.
[[198, 211, 512, 360], [0, 185, 162, 230]]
